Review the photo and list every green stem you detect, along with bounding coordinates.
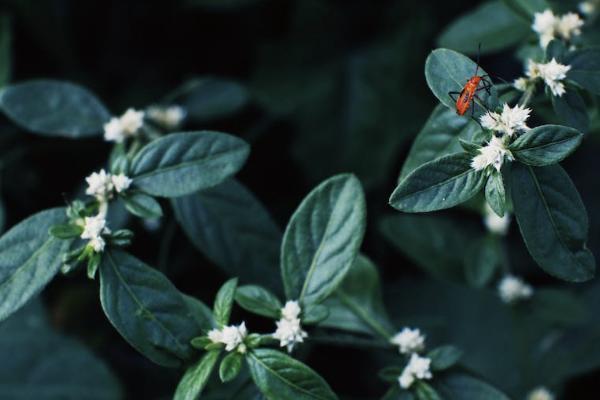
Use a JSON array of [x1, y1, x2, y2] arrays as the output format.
[[518, 86, 535, 108]]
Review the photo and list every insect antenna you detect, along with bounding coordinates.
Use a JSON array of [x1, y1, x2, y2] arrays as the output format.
[[474, 42, 482, 75]]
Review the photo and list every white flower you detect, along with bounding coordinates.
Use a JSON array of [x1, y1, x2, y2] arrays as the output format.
[[111, 174, 132, 193], [498, 275, 533, 304], [208, 322, 248, 352], [533, 10, 559, 48], [85, 169, 114, 201], [471, 136, 512, 172], [103, 108, 144, 142], [579, 2, 596, 16], [557, 12, 584, 40], [480, 103, 531, 137], [398, 353, 433, 389], [81, 214, 110, 253], [484, 203, 511, 235], [147, 105, 186, 129], [390, 328, 425, 355], [281, 300, 302, 320], [513, 77, 529, 92], [538, 59, 571, 97], [527, 387, 555, 400], [273, 317, 308, 352]]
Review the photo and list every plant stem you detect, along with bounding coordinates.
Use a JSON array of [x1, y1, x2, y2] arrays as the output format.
[[518, 86, 535, 108]]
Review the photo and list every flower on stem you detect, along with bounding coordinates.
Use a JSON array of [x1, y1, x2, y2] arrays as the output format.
[[480, 103, 531, 137], [273, 317, 308, 352], [111, 174, 132, 193], [471, 136, 512, 173], [484, 203, 510, 236], [104, 108, 145, 143], [398, 353, 433, 389], [208, 322, 248, 353], [146, 105, 186, 130], [390, 327, 425, 355], [85, 169, 114, 201], [498, 275, 533, 304], [527, 387, 555, 400], [532, 9, 584, 48], [281, 300, 302, 320], [80, 214, 110, 252], [525, 59, 571, 97]]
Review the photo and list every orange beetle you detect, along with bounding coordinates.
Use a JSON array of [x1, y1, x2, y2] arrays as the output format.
[[449, 45, 493, 117]]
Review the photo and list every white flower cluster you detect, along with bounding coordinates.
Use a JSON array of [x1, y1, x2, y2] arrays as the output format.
[[85, 169, 132, 202], [208, 322, 248, 353], [390, 328, 432, 389], [533, 9, 584, 48], [390, 327, 425, 355], [516, 59, 572, 97], [484, 203, 511, 236], [81, 214, 110, 252], [527, 387, 555, 400], [498, 275, 534, 304], [272, 300, 308, 353], [104, 108, 145, 143], [146, 105, 186, 129], [471, 136, 512, 173], [399, 353, 433, 389]]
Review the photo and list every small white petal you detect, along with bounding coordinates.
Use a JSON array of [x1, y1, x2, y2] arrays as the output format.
[[390, 328, 425, 354], [398, 353, 433, 389], [111, 174, 133, 193], [498, 275, 534, 304], [281, 300, 302, 320]]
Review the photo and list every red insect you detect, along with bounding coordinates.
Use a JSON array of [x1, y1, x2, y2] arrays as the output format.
[[448, 45, 493, 117]]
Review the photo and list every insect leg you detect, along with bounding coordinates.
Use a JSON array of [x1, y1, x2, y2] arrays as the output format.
[[448, 91, 461, 102]]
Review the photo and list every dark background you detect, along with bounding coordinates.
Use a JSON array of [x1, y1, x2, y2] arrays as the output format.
[[0, 0, 598, 399]]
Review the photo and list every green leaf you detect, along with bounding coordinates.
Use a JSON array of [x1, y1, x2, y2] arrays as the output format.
[[510, 163, 595, 282], [427, 345, 463, 370], [501, 0, 550, 20], [322, 255, 394, 339], [281, 174, 366, 306], [0, 80, 110, 138], [174, 350, 220, 400], [130, 131, 250, 198], [235, 285, 282, 319], [390, 153, 486, 213], [400, 105, 480, 181], [380, 214, 478, 282], [382, 387, 415, 400], [0, 208, 71, 322], [565, 47, 600, 95], [247, 349, 338, 400], [546, 39, 567, 62], [551, 89, 589, 133], [302, 304, 329, 325], [214, 278, 238, 327], [378, 366, 403, 382], [437, 1, 529, 55], [121, 191, 163, 219], [220, 352, 244, 383], [49, 223, 83, 239], [465, 236, 501, 288], [509, 125, 583, 166], [0, 15, 11, 86], [424, 48, 497, 116], [182, 294, 215, 332], [485, 171, 505, 217], [414, 381, 442, 400], [432, 372, 510, 400], [172, 179, 282, 293], [169, 77, 249, 122], [530, 288, 589, 325], [99, 250, 201, 367]]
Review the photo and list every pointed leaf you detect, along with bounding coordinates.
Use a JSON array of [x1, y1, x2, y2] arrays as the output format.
[[551, 89, 589, 133], [235, 285, 282, 319], [174, 350, 220, 400], [485, 172, 505, 217], [509, 125, 583, 166], [213, 278, 238, 327], [565, 47, 600, 95], [121, 191, 163, 219]]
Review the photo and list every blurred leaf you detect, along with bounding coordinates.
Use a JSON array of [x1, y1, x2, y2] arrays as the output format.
[[99, 250, 202, 367], [530, 288, 589, 325], [172, 179, 282, 292], [174, 350, 220, 400], [379, 214, 478, 282], [0, 14, 11, 86], [427, 345, 463, 371], [510, 163, 595, 282], [438, 1, 529, 55], [465, 236, 501, 288], [0, 301, 122, 399], [247, 349, 338, 400], [551, 89, 589, 133], [182, 294, 215, 331], [0, 207, 70, 322], [509, 124, 583, 166], [425, 48, 498, 116], [501, 0, 550, 20], [213, 278, 238, 327], [565, 47, 600, 95], [121, 191, 163, 219], [130, 131, 250, 198], [432, 372, 510, 400], [281, 174, 366, 306], [400, 105, 479, 181], [414, 381, 442, 400], [390, 153, 486, 213], [235, 285, 282, 319], [322, 254, 394, 339], [0, 80, 110, 138]]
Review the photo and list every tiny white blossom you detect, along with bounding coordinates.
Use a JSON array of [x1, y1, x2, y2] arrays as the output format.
[[208, 323, 248, 352], [273, 317, 308, 352], [484, 203, 511, 235], [498, 275, 533, 304], [527, 387, 555, 400], [579, 1, 596, 16], [111, 174, 132, 193], [557, 12, 584, 40], [480, 103, 531, 137], [390, 327, 425, 355], [147, 105, 186, 129], [533, 10, 559, 48], [85, 169, 114, 201], [103, 118, 125, 142], [471, 136, 512, 172], [537, 59, 571, 97], [398, 353, 433, 389], [81, 214, 110, 253], [281, 300, 302, 320], [103, 108, 144, 142], [513, 77, 529, 92]]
